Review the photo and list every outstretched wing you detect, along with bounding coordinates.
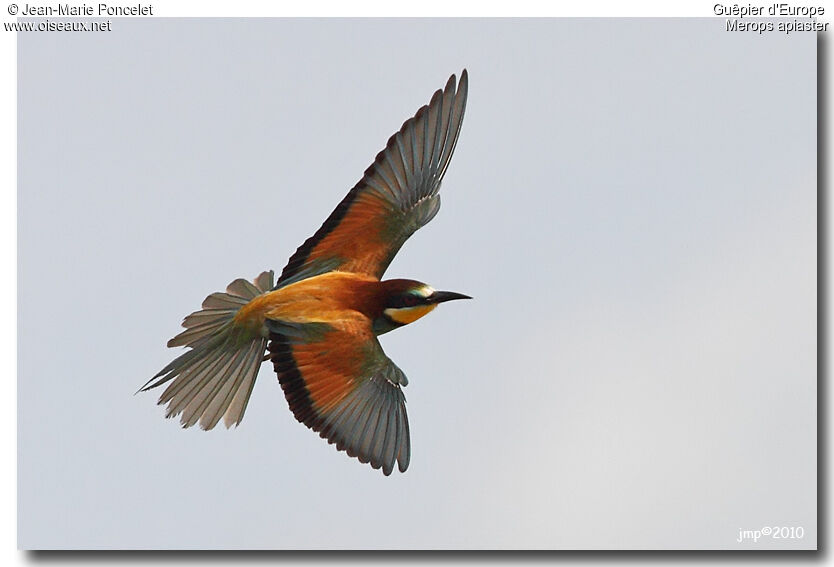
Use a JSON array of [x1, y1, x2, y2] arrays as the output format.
[[267, 318, 410, 475], [276, 70, 468, 288]]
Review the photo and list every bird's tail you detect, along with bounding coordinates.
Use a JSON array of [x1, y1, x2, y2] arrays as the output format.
[[139, 270, 275, 430]]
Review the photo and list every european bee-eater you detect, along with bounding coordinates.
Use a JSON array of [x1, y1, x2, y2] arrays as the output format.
[[140, 70, 469, 476]]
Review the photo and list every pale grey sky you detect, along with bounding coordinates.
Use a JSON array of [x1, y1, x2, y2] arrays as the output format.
[[18, 19, 816, 549]]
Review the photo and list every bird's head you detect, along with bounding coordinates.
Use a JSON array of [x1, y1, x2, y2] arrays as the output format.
[[373, 279, 471, 335]]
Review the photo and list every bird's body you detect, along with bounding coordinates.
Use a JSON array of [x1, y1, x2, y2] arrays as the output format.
[[141, 71, 469, 476], [236, 272, 399, 331], [235, 272, 455, 335]]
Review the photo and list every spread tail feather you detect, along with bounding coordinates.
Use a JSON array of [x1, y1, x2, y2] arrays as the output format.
[[140, 270, 274, 430]]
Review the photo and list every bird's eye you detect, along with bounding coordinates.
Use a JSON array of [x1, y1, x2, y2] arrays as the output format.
[[403, 295, 418, 307]]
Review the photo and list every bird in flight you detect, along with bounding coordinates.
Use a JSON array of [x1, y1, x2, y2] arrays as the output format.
[[140, 70, 469, 476]]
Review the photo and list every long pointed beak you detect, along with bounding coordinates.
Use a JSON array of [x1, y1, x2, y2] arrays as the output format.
[[429, 290, 472, 304]]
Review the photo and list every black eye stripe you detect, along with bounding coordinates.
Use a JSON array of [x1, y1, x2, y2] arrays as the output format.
[[390, 294, 421, 308]]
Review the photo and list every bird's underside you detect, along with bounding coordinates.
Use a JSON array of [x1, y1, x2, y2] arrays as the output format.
[[141, 70, 469, 476]]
